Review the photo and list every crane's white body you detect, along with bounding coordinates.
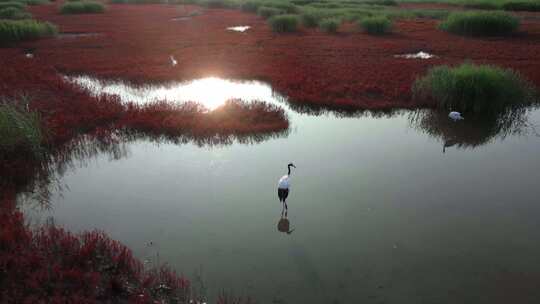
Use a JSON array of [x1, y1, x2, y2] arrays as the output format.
[[449, 111, 464, 121], [278, 175, 290, 189]]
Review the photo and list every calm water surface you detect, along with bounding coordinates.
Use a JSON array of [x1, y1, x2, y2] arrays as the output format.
[[24, 78, 540, 303]]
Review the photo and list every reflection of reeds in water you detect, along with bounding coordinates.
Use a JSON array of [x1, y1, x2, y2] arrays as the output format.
[[16, 121, 290, 209], [408, 106, 536, 150]]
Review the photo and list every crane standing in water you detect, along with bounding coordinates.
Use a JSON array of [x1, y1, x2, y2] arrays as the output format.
[[277, 163, 296, 213]]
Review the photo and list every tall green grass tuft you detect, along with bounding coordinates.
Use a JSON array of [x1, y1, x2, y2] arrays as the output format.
[[60, 1, 105, 14], [241, 0, 261, 12], [0, 96, 43, 159], [258, 6, 282, 19], [439, 11, 519, 36], [268, 14, 299, 32], [503, 1, 540, 12], [358, 15, 392, 34], [413, 63, 535, 114], [0, 7, 31, 19], [319, 17, 340, 33], [300, 9, 323, 27], [0, 19, 57, 45]]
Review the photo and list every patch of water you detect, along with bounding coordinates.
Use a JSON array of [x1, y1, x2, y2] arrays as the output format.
[[58, 32, 101, 39], [394, 51, 435, 59], [170, 16, 191, 21], [227, 26, 250, 32], [27, 73, 540, 304], [65, 76, 287, 111]]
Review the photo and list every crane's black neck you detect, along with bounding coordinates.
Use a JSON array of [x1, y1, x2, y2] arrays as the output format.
[[287, 164, 293, 175]]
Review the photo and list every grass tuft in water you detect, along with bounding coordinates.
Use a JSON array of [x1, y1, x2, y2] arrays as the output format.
[[412, 63, 536, 114], [0, 19, 57, 44], [358, 15, 392, 34], [0, 95, 43, 159], [268, 14, 299, 32], [60, 1, 105, 14], [439, 11, 519, 36]]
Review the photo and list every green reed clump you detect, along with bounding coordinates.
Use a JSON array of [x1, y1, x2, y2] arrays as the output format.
[[0, 2, 26, 10], [258, 6, 282, 18], [358, 15, 392, 34], [60, 1, 105, 14], [0, 7, 31, 19], [319, 18, 340, 33], [502, 1, 540, 12], [241, 0, 261, 12], [0, 96, 43, 159], [413, 63, 535, 114], [463, 1, 500, 10], [439, 11, 519, 36], [0, 19, 56, 44], [300, 9, 323, 27], [268, 14, 299, 32], [364, 0, 397, 6]]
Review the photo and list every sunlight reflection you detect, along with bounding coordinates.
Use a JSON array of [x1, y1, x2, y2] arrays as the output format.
[[65, 76, 283, 111], [227, 26, 250, 32]]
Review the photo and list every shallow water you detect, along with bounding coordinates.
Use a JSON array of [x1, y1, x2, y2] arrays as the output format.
[[57, 32, 101, 39], [23, 77, 540, 303]]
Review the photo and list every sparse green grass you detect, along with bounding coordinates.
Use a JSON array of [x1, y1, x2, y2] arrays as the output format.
[[0, 2, 26, 10], [1, 0, 50, 5], [109, 0, 165, 3], [439, 11, 519, 36], [0, 19, 57, 44], [319, 17, 340, 32], [0, 96, 43, 159], [268, 14, 299, 32], [197, 0, 240, 9], [413, 63, 535, 114], [258, 6, 283, 18], [240, 0, 297, 13], [364, 0, 397, 6], [358, 15, 392, 34], [0, 7, 31, 19], [463, 1, 500, 9], [60, 1, 105, 14], [24, 0, 49, 4]]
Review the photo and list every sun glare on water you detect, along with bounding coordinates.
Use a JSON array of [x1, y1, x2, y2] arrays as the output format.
[[66, 76, 280, 111]]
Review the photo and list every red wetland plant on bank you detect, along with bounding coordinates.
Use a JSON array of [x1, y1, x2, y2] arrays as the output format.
[[0, 190, 191, 303], [121, 99, 288, 139]]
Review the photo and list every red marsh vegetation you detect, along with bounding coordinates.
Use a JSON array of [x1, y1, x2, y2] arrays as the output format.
[[18, 3, 540, 111]]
